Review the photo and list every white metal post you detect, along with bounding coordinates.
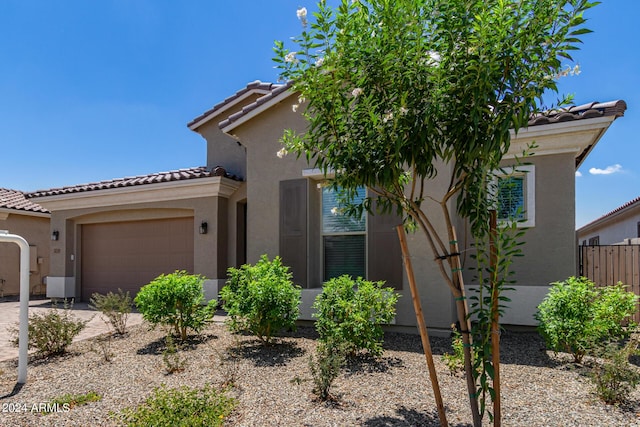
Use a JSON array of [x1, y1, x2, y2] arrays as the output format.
[[0, 230, 30, 384]]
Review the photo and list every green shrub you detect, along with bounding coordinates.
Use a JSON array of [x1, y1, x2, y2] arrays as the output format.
[[120, 384, 236, 427], [313, 275, 399, 357], [10, 302, 88, 357], [90, 333, 114, 362], [222, 255, 301, 345], [49, 391, 102, 412], [443, 324, 465, 375], [134, 271, 217, 341], [309, 339, 346, 401], [90, 289, 133, 335], [591, 334, 640, 405], [536, 277, 638, 363]]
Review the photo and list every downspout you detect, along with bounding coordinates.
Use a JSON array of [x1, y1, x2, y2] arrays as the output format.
[[0, 230, 30, 384]]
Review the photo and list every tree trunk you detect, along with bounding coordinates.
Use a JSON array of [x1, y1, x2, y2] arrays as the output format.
[[490, 211, 501, 427], [396, 225, 448, 427], [450, 228, 482, 427]]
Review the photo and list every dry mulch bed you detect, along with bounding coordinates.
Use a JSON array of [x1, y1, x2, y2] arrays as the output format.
[[1, 321, 640, 426]]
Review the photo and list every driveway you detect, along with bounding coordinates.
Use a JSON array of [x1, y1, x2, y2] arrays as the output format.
[[0, 298, 143, 362]]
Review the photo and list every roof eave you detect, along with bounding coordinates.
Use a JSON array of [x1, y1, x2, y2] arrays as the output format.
[[30, 176, 242, 211], [0, 207, 50, 218], [507, 115, 618, 168]]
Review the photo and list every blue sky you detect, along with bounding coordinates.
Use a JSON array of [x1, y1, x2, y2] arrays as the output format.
[[0, 1, 637, 228]]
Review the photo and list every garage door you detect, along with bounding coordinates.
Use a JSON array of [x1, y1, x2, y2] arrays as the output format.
[[81, 217, 194, 300]]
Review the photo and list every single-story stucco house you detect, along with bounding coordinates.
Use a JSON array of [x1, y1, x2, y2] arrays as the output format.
[[26, 81, 626, 331], [0, 188, 50, 297], [578, 196, 640, 246]]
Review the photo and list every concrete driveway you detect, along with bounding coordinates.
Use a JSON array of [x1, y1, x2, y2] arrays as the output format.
[[0, 298, 143, 362]]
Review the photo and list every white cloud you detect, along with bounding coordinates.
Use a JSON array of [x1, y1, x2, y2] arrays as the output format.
[[575, 171, 582, 177], [589, 164, 623, 175]]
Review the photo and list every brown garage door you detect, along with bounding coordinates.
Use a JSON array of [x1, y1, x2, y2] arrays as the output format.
[[81, 217, 194, 300]]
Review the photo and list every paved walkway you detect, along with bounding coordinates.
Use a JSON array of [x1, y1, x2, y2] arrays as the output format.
[[0, 298, 143, 362]]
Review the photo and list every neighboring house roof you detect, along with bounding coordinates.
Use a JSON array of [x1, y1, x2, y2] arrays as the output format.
[[0, 188, 49, 214], [26, 166, 241, 198], [577, 196, 640, 233], [187, 81, 284, 131]]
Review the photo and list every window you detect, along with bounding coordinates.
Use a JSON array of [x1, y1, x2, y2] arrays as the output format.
[[588, 236, 600, 246], [280, 177, 403, 289], [494, 165, 535, 227], [497, 176, 525, 220], [321, 186, 366, 281]]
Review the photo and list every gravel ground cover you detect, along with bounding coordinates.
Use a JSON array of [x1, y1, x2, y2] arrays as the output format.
[[1, 321, 640, 426]]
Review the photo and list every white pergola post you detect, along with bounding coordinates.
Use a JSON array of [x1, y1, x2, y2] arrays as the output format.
[[0, 230, 30, 384]]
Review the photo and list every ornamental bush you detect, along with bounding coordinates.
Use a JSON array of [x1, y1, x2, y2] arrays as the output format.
[[10, 301, 88, 357], [313, 275, 399, 357], [309, 339, 346, 401], [221, 255, 301, 345], [134, 271, 217, 342], [120, 384, 236, 427], [590, 334, 640, 405], [90, 288, 133, 335], [442, 324, 465, 375], [535, 276, 638, 363]]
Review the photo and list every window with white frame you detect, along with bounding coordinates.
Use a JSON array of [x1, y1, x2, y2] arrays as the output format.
[[321, 186, 366, 280], [494, 165, 535, 227]]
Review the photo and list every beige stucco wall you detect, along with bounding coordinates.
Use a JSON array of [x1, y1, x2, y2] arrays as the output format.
[[194, 92, 267, 180], [228, 98, 582, 329], [0, 212, 50, 296], [508, 153, 577, 285], [210, 88, 602, 329], [198, 120, 247, 179], [393, 179, 459, 329], [460, 152, 578, 325], [230, 96, 458, 330], [236, 102, 310, 264]]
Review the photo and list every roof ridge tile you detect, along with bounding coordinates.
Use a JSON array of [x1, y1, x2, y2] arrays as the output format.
[[187, 81, 283, 130]]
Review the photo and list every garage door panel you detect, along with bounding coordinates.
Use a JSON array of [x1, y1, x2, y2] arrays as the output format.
[[81, 217, 194, 300]]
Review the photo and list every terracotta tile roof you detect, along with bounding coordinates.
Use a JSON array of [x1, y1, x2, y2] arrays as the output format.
[[527, 100, 627, 126], [218, 81, 294, 130], [216, 81, 626, 132], [0, 188, 49, 214], [578, 196, 640, 231], [26, 166, 241, 198], [187, 81, 283, 130]]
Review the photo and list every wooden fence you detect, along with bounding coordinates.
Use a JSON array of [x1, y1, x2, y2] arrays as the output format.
[[579, 245, 640, 323]]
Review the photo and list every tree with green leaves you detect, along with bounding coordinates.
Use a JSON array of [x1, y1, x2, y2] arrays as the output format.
[[274, 1, 597, 425]]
